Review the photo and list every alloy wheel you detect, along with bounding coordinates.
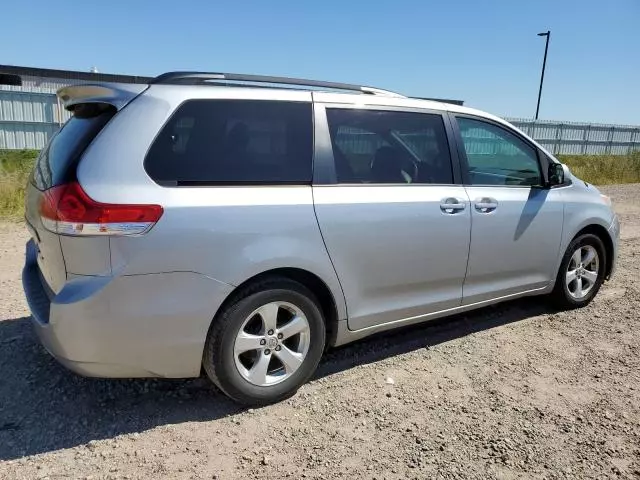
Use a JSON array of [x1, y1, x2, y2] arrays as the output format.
[[565, 245, 599, 299], [233, 301, 311, 386]]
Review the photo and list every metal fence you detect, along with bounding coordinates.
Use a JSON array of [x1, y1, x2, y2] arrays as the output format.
[[1, 86, 639, 154], [505, 118, 640, 155]]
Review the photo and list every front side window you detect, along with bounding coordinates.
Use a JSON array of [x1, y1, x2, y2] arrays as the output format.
[[457, 117, 542, 186], [326, 109, 453, 184], [144, 100, 313, 185]]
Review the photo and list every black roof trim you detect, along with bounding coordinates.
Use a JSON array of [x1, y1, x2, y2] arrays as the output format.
[[0, 73, 22, 86], [413, 97, 464, 106]]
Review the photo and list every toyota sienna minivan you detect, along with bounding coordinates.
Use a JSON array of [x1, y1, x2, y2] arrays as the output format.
[[22, 71, 619, 405]]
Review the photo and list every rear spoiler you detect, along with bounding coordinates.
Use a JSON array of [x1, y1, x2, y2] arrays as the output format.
[[57, 83, 147, 111]]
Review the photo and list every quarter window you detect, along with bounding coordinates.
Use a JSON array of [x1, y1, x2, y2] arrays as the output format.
[[32, 103, 115, 190], [326, 109, 453, 184], [144, 100, 313, 185], [457, 117, 542, 186]]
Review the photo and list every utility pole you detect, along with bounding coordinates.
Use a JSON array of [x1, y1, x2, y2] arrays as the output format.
[[535, 30, 551, 120]]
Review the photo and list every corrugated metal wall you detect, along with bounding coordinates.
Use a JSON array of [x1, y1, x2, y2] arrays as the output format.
[[506, 118, 640, 155], [1, 75, 639, 154], [0, 76, 73, 94], [0, 75, 73, 149]]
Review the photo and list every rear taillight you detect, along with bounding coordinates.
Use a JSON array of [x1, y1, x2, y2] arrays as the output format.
[[39, 182, 163, 236]]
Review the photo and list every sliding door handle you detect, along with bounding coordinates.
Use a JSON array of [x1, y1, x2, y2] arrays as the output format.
[[474, 197, 498, 213], [440, 198, 466, 214]]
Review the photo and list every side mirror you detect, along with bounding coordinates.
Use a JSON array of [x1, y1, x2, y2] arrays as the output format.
[[548, 163, 565, 186]]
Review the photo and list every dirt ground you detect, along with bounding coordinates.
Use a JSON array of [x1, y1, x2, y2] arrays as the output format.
[[1, 184, 639, 480]]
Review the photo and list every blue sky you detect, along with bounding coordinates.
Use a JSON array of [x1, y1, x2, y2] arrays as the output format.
[[2, 0, 639, 124]]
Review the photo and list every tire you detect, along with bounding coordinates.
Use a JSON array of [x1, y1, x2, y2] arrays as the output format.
[[202, 277, 326, 406], [550, 233, 606, 309]]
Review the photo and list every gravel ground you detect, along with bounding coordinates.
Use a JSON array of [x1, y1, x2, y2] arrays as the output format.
[[1, 184, 639, 480]]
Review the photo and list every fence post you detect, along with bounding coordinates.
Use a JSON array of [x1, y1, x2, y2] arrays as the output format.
[[606, 126, 615, 155], [582, 124, 591, 155], [554, 122, 563, 155], [630, 129, 639, 154], [56, 95, 63, 126]]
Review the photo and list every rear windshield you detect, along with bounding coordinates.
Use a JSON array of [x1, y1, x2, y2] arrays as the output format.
[[144, 99, 313, 186], [31, 103, 115, 190]]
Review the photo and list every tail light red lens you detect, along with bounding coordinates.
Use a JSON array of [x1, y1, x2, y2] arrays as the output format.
[[39, 182, 163, 236]]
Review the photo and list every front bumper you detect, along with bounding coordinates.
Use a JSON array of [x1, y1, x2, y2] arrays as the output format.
[[607, 214, 620, 279], [22, 239, 234, 378]]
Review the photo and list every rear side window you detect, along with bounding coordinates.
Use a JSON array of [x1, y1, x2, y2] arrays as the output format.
[[144, 100, 313, 186], [326, 108, 453, 184], [32, 103, 115, 190]]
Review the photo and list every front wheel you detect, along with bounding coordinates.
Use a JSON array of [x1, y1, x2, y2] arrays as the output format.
[[550, 233, 606, 309], [202, 278, 326, 406]]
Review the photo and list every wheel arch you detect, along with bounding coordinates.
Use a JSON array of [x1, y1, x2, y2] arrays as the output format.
[[213, 267, 341, 350], [573, 224, 615, 280]]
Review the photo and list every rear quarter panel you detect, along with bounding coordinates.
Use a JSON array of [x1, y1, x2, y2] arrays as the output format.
[[107, 186, 346, 320]]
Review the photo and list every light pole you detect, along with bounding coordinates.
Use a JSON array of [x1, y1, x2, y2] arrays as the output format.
[[535, 30, 551, 120]]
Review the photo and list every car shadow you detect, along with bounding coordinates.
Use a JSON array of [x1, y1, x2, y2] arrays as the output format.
[[514, 187, 548, 241], [0, 297, 552, 460]]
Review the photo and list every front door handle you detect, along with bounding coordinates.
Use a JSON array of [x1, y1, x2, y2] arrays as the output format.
[[440, 197, 466, 214], [474, 197, 498, 213]]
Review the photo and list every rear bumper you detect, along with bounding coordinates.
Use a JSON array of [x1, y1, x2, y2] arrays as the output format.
[[22, 240, 234, 378]]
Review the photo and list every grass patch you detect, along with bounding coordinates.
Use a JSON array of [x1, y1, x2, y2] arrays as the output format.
[[559, 152, 640, 185], [0, 149, 638, 220], [0, 150, 37, 220]]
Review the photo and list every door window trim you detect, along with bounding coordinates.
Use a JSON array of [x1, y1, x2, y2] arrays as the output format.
[[313, 102, 463, 186], [449, 112, 548, 188]]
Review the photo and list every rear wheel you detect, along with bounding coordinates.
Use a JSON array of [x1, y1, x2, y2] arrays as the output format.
[[203, 278, 325, 406], [550, 233, 606, 309]]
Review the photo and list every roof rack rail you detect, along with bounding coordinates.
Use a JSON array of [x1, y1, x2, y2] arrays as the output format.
[[149, 71, 405, 98]]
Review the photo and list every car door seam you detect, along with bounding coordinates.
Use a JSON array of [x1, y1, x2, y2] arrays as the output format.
[[310, 186, 349, 322], [461, 187, 473, 305]]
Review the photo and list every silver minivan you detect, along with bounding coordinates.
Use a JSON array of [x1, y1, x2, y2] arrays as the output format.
[[22, 72, 619, 405]]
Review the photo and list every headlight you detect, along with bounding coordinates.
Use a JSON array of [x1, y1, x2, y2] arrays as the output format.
[[600, 194, 612, 207]]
